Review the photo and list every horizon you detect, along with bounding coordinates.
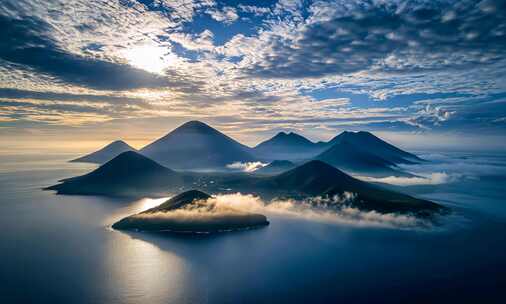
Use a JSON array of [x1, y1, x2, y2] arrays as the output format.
[[1, 0, 506, 154], [2, 119, 506, 155]]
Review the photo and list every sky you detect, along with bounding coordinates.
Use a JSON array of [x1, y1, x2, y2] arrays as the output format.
[[0, 0, 505, 153]]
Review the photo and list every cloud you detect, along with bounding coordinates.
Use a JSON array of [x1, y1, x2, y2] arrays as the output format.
[[245, 0, 506, 78], [358, 172, 457, 186], [206, 6, 239, 24], [0, 15, 170, 91], [1, 0, 506, 139], [226, 161, 268, 172], [238, 5, 271, 16], [135, 192, 432, 230]]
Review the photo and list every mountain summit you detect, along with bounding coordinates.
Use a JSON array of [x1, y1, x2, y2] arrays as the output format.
[[253, 131, 327, 161], [140, 121, 255, 170], [327, 131, 422, 164], [70, 140, 136, 164], [47, 151, 186, 196], [315, 131, 422, 177]]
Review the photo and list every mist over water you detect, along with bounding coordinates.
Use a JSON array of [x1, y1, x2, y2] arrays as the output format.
[[226, 161, 268, 172], [1, 151, 506, 303], [130, 192, 429, 230]]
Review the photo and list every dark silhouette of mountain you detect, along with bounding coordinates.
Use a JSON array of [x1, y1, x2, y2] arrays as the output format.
[[253, 132, 327, 161], [112, 190, 269, 233], [46, 151, 189, 197], [326, 131, 423, 164], [255, 160, 443, 215], [315, 131, 421, 177], [315, 141, 407, 177], [140, 121, 255, 170], [273, 160, 445, 215], [70, 140, 137, 164], [266, 160, 360, 195], [253, 160, 296, 175]]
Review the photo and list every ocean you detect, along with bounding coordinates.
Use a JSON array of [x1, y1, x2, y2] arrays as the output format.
[[1, 151, 505, 303]]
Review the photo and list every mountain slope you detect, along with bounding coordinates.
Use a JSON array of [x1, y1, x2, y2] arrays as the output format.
[[327, 131, 423, 164], [315, 141, 407, 177], [70, 140, 137, 164], [140, 121, 255, 170], [47, 151, 189, 197], [257, 160, 443, 215], [253, 132, 327, 161], [315, 131, 421, 177]]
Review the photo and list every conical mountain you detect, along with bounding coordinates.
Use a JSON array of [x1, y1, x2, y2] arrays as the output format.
[[140, 121, 255, 170], [71, 140, 137, 164], [267, 160, 360, 195], [258, 160, 443, 214], [326, 131, 422, 164], [315, 131, 421, 177], [47, 151, 188, 196], [253, 131, 327, 161]]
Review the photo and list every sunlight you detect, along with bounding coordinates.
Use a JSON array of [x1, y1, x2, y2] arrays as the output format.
[[122, 44, 170, 75]]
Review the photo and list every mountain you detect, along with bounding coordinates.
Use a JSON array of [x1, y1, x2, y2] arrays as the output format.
[[256, 160, 443, 215], [315, 131, 421, 177], [315, 141, 406, 177], [253, 160, 296, 175], [140, 121, 256, 170], [70, 140, 137, 164], [112, 190, 269, 233], [253, 132, 327, 161], [218, 160, 443, 215], [326, 131, 423, 164], [46, 151, 190, 197]]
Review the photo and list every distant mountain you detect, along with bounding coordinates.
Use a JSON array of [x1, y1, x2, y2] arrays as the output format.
[[253, 131, 327, 161], [253, 160, 296, 175], [112, 190, 269, 233], [326, 131, 423, 164], [315, 131, 420, 177], [140, 121, 256, 170], [70, 140, 137, 164], [47, 151, 189, 197]]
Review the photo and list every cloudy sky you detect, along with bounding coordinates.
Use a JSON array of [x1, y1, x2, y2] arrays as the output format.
[[1, 0, 505, 152]]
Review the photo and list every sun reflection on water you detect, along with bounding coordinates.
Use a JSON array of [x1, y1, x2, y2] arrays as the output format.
[[105, 196, 171, 226], [105, 231, 191, 304]]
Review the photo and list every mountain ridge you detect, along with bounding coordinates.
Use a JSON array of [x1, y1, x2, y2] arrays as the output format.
[[70, 140, 137, 164]]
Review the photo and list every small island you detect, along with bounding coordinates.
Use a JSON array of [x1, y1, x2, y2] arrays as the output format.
[[112, 190, 269, 234]]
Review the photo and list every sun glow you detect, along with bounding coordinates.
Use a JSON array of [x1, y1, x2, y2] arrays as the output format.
[[122, 44, 170, 75]]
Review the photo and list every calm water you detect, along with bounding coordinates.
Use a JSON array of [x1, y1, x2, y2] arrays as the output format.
[[1, 152, 506, 303]]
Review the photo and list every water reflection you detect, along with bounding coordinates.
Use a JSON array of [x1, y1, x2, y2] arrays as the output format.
[[105, 231, 192, 304], [105, 196, 171, 225]]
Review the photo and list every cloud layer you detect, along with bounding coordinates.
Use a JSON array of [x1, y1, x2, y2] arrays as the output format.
[[1, 0, 505, 145], [135, 192, 432, 229]]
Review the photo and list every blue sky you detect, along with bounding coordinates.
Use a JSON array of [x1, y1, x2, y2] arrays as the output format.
[[0, 0, 505, 151]]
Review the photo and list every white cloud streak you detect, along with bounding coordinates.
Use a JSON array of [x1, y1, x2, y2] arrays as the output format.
[[137, 193, 432, 229], [226, 161, 268, 172]]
